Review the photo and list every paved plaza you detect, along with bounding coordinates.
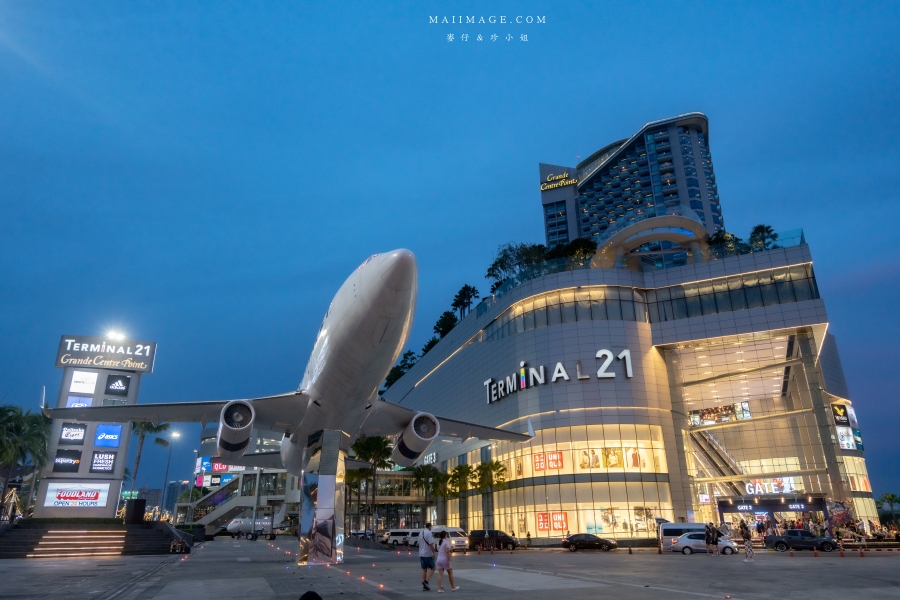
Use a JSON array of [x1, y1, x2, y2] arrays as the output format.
[[1, 539, 899, 600]]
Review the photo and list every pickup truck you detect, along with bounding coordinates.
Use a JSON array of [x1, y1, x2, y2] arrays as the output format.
[[764, 530, 836, 552]]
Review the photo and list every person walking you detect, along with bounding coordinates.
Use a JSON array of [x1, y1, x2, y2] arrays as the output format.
[[435, 531, 459, 592], [710, 523, 721, 556], [704, 523, 714, 555], [740, 521, 754, 563], [419, 523, 436, 591], [525, 532, 531, 549]]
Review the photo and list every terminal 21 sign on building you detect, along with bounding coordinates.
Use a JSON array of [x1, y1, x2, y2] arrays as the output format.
[[483, 349, 634, 404], [34, 335, 156, 518]]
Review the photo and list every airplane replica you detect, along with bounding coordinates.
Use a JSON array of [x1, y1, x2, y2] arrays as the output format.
[[46, 249, 532, 564]]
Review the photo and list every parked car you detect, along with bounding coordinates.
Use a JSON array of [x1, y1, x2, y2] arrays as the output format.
[[671, 532, 738, 555], [562, 533, 618, 552], [468, 529, 519, 551], [387, 530, 411, 546], [428, 527, 468, 553], [658, 523, 724, 551], [764, 530, 836, 552]]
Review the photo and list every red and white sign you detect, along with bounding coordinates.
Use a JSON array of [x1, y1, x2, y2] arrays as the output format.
[[537, 512, 550, 531], [212, 462, 245, 473], [546, 451, 564, 470], [533, 453, 546, 471], [44, 483, 110, 507], [551, 512, 568, 531]]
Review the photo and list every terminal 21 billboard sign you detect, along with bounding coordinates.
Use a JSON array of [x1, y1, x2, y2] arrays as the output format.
[[55, 335, 157, 373], [483, 349, 635, 404]]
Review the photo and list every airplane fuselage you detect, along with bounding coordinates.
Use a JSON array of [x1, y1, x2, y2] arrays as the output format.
[[279, 249, 417, 474]]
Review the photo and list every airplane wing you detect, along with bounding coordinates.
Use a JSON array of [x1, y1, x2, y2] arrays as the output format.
[[42, 391, 310, 431], [213, 451, 285, 470], [360, 398, 532, 443]]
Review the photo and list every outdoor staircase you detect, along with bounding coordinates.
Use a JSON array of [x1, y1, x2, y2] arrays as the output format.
[[0, 523, 176, 559]]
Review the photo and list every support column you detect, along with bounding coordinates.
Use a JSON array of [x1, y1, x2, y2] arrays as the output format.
[[298, 430, 348, 565]]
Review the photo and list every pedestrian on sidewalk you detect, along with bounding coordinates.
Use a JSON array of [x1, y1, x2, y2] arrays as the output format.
[[740, 521, 754, 563], [710, 523, 721, 556], [419, 523, 436, 591], [435, 531, 459, 593], [525, 532, 531, 549], [704, 523, 714, 555]]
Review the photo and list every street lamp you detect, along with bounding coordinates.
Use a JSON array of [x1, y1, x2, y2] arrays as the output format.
[[160, 432, 180, 519], [189, 449, 199, 523]]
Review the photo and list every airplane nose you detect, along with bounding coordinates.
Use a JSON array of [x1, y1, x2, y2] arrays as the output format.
[[380, 248, 417, 291]]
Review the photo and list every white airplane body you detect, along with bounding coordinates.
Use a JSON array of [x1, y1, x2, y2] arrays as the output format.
[[46, 249, 531, 476]]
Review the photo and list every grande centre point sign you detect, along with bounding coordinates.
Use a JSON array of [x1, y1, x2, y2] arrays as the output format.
[[55, 335, 157, 373], [484, 349, 634, 404]]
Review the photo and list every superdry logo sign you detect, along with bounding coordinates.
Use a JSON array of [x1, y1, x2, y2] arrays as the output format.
[[484, 349, 634, 404]]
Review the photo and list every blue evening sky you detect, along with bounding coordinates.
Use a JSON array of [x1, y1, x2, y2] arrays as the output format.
[[2, 1, 899, 497]]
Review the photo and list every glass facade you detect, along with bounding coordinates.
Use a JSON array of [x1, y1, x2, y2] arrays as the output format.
[[440, 425, 673, 539], [647, 264, 819, 323], [544, 201, 569, 247]]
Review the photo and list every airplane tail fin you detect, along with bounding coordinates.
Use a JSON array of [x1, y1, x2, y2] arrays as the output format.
[[526, 418, 535, 439]]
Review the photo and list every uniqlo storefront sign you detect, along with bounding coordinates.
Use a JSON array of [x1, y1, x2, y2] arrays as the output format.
[[44, 482, 110, 507]]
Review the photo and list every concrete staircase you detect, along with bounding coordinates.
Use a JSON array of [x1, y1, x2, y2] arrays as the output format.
[[0, 523, 177, 559]]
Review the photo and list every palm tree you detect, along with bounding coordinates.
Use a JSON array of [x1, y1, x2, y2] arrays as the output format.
[[351, 436, 393, 535], [432, 471, 452, 525], [880, 493, 900, 525], [344, 468, 365, 533], [1, 406, 51, 496], [474, 460, 508, 496], [420, 336, 439, 356], [412, 464, 439, 525], [130, 422, 170, 492], [749, 224, 778, 251], [449, 464, 475, 529], [451, 292, 465, 320], [434, 311, 458, 339], [455, 285, 480, 318]]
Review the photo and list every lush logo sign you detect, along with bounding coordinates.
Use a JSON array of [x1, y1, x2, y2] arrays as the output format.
[[483, 349, 634, 404]]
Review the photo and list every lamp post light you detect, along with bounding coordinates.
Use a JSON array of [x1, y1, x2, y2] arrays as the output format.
[[189, 449, 199, 524], [160, 431, 180, 519]]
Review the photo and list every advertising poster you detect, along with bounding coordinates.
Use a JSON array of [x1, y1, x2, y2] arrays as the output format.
[[831, 404, 851, 427], [66, 395, 92, 408], [852, 429, 864, 451], [533, 453, 546, 471], [94, 424, 123, 448], [836, 426, 856, 450], [847, 406, 859, 429], [59, 423, 87, 445], [69, 371, 98, 394], [44, 482, 110, 507], [105, 374, 131, 397], [537, 512, 550, 531], [210, 474, 222, 487], [220, 474, 235, 485], [53, 449, 82, 473], [90, 451, 116, 473], [200, 457, 212, 473], [602, 448, 623, 468]]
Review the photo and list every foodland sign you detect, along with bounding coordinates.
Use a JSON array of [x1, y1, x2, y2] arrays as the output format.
[[484, 349, 634, 404], [44, 483, 110, 507], [55, 335, 157, 373]]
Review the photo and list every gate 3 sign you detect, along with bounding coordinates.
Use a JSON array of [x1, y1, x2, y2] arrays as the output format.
[[55, 335, 157, 373]]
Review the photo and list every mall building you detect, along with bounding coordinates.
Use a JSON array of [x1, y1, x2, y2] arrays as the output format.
[[384, 112, 875, 542]]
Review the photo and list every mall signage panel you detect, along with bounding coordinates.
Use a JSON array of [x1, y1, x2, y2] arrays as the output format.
[[836, 426, 856, 450], [69, 371, 98, 394], [44, 482, 110, 507], [90, 451, 116, 473], [59, 423, 87, 445], [53, 449, 82, 473], [56, 335, 157, 373], [66, 395, 92, 407], [744, 477, 798, 495], [94, 424, 123, 447], [831, 404, 850, 427], [536, 512, 568, 531]]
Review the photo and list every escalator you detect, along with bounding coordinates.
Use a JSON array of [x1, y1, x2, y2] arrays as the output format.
[[174, 476, 286, 535], [689, 430, 744, 496]]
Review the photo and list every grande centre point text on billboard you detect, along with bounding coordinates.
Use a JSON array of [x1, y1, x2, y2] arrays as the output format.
[[55, 335, 157, 373]]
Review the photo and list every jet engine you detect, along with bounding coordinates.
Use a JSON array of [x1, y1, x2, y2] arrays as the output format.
[[391, 412, 440, 467], [217, 400, 255, 461]]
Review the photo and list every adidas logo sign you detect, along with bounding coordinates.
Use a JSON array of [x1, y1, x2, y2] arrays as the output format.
[[109, 381, 127, 390]]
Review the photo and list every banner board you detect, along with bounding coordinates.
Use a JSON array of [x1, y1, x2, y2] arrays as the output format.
[[44, 482, 111, 507], [56, 335, 157, 373]]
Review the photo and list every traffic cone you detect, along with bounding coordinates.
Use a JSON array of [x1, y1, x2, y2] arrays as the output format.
[[478, 544, 482, 555], [839, 549, 845, 557], [814, 548, 819, 557], [860, 549, 865, 557], [490, 546, 494, 555], [658, 545, 662, 554], [789, 548, 794, 557], [628, 546, 633, 555]]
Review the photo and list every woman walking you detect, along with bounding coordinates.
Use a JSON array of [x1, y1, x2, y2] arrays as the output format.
[[740, 520, 754, 563], [435, 531, 459, 592]]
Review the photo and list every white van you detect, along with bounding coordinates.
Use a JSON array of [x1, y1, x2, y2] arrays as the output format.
[[387, 530, 411, 545], [658, 523, 726, 551], [431, 527, 468, 553]]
